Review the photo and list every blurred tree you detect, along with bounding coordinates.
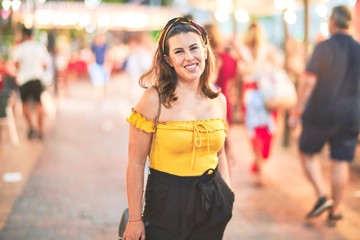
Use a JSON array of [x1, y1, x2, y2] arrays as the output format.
[[0, 5, 15, 58]]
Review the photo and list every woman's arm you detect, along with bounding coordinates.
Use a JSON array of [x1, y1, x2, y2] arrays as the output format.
[[218, 146, 231, 188], [124, 125, 149, 240], [127, 126, 150, 221], [124, 87, 160, 240], [217, 93, 232, 188]]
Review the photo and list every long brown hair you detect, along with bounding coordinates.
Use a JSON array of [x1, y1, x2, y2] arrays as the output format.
[[139, 17, 219, 108]]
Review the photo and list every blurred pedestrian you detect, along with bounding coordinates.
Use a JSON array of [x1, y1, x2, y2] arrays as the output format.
[[88, 32, 110, 104], [289, 5, 360, 227], [239, 21, 282, 186], [286, 36, 305, 84], [12, 26, 51, 140], [124, 32, 152, 105], [54, 33, 71, 94], [204, 23, 239, 164], [204, 23, 239, 126], [0, 55, 18, 105], [124, 17, 233, 240]]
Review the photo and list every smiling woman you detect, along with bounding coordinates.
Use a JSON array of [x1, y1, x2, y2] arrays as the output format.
[[122, 17, 234, 240], [140, 17, 217, 108]]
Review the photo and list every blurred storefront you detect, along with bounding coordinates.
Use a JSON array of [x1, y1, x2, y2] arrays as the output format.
[[13, 1, 180, 31], [186, 0, 358, 46], [0, 1, 181, 59]]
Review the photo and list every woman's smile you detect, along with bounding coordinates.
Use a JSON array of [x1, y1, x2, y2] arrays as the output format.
[[184, 63, 198, 71]]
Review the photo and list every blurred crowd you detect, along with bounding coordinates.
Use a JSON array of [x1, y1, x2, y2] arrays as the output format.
[[0, 7, 358, 143], [0, 9, 358, 154]]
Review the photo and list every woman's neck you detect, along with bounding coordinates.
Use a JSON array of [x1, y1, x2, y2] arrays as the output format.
[[176, 81, 202, 98]]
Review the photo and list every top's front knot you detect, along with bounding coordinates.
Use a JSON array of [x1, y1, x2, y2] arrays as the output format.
[[193, 122, 215, 148]]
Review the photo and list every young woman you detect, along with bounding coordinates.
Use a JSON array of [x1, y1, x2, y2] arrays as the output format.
[[123, 17, 234, 240], [239, 21, 281, 186]]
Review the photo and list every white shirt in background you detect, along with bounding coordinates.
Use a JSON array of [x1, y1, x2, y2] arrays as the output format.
[[12, 40, 51, 86]]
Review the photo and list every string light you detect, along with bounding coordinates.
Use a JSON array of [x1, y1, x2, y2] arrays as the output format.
[[11, 0, 21, 11], [1, 0, 21, 11], [1, 0, 12, 11]]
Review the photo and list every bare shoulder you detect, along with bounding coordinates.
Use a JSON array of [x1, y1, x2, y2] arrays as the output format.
[[134, 87, 160, 119], [214, 92, 227, 119], [216, 92, 227, 107]]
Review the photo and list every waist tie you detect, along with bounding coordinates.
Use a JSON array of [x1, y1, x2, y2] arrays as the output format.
[[148, 168, 223, 224], [186, 168, 222, 223]]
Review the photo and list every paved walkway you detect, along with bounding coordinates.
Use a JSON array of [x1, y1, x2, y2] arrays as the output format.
[[0, 73, 359, 240]]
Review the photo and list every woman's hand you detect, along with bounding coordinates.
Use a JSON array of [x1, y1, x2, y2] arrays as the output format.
[[122, 221, 145, 240]]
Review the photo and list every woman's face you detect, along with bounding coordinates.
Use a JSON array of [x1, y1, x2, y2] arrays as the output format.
[[165, 32, 207, 83]]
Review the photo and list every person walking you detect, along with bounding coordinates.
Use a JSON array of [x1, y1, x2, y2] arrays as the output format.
[[238, 21, 282, 186], [289, 5, 360, 227], [123, 17, 234, 240], [203, 23, 239, 164], [203, 23, 238, 125], [12, 26, 51, 140], [123, 32, 152, 105], [88, 32, 110, 104]]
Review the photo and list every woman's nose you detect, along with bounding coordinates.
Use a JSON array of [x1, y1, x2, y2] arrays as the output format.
[[185, 50, 194, 60]]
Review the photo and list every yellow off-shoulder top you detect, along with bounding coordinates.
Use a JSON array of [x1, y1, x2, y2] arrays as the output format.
[[127, 109, 227, 176]]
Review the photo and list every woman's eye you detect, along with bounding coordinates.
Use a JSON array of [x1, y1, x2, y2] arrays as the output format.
[[175, 50, 183, 54], [190, 46, 199, 51]]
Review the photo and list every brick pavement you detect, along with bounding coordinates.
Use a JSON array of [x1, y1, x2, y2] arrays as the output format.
[[0, 73, 359, 240]]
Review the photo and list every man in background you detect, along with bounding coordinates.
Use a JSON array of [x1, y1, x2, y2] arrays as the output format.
[[88, 32, 110, 105], [12, 26, 51, 140], [289, 5, 360, 227]]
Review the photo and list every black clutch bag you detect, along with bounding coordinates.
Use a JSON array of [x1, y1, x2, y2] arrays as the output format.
[[118, 208, 129, 240]]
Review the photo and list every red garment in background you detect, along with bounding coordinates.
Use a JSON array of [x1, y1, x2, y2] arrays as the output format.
[[67, 60, 88, 76], [241, 82, 275, 167], [0, 65, 7, 90], [251, 126, 272, 159], [216, 51, 237, 124]]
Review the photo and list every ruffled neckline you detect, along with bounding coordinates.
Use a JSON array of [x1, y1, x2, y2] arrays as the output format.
[[131, 108, 225, 124]]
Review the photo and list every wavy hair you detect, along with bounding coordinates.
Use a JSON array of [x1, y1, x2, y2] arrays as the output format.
[[139, 17, 218, 108]]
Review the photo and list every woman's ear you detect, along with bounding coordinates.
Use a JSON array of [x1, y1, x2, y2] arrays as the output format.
[[204, 47, 208, 60], [164, 55, 173, 67]]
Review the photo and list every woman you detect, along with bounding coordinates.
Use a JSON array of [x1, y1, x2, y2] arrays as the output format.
[[124, 17, 234, 240], [240, 21, 281, 186], [203, 23, 240, 165], [203, 23, 238, 125]]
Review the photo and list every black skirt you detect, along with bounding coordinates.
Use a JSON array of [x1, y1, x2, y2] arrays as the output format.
[[143, 167, 234, 240]]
